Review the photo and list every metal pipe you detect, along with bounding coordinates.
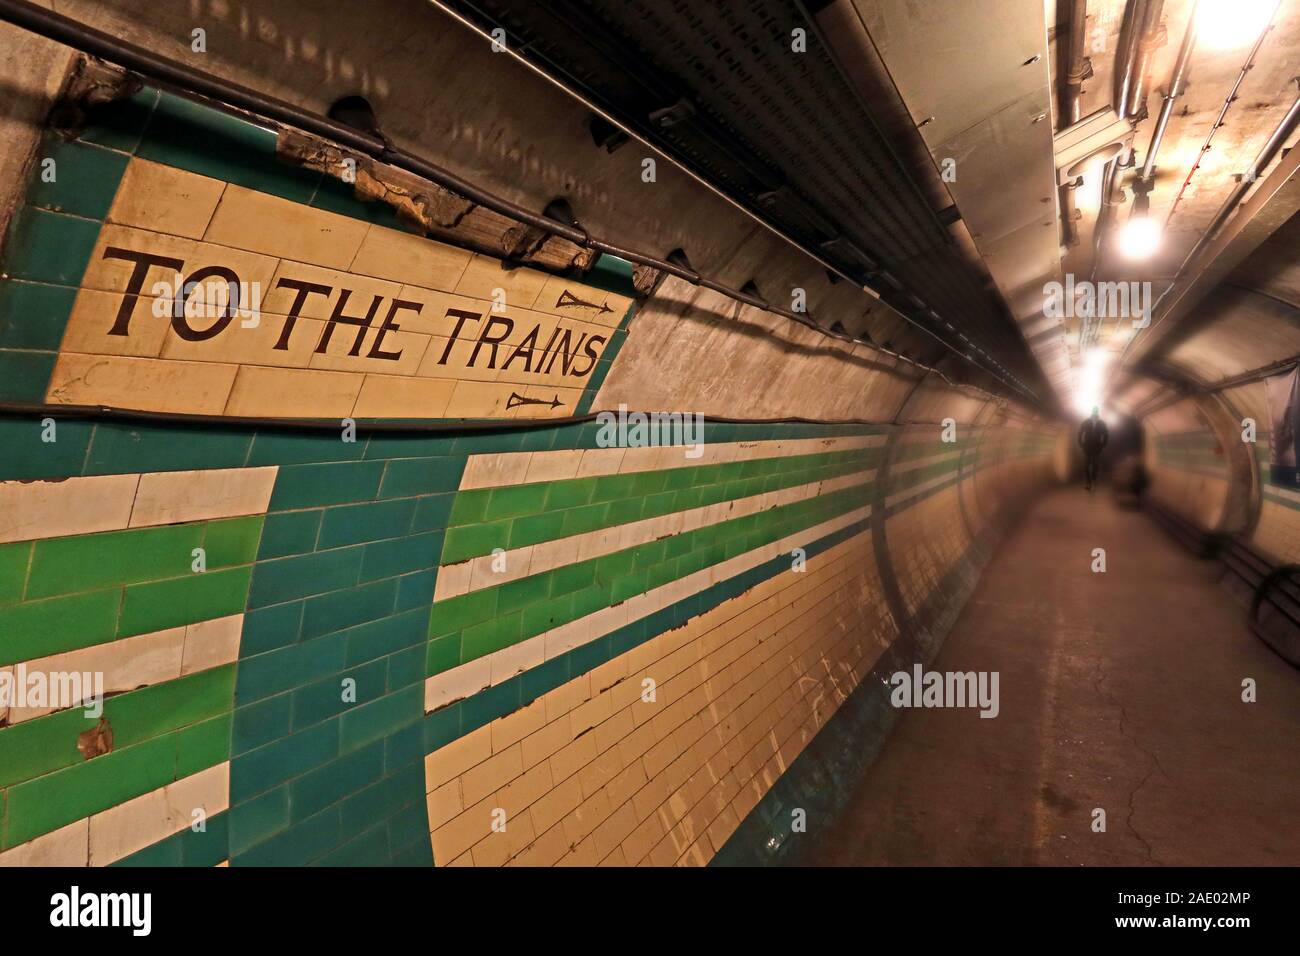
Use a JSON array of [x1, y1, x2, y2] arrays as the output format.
[[1119, 87, 1300, 367], [1128, 0, 1166, 119], [1063, 0, 1090, 126], [1166, 4, 1281, 224], [1140, 0, 1199, 182], [1191, 91, 1300, 254], [0, 0, 1041, 399], [1059, 0, 1089, 247]]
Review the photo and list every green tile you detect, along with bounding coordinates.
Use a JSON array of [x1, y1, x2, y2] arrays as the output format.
[[440, 520, 510, 563], [0, 281, 78, 350], [428, 588, 495, 636], [496, 572, 552, 615], [410, 493, 455, 532], [377, 456, 465, 498], [484, 482, 549, 520], [107, 665, 236, 750], [290, 659, 386, 731], [268, 461, 385, 510], [318, 498, 416, 549], [0, 542, 30, 607], [289, 741, 386, 822], [230, 719, 339, 803], [0, 589, 120, 665], [247, 546, 363, 608], [228, 785, 290, 856], [203, 515, 265, 568], [508, 510, 566, 548], [232, 693, 293, 754], [447, 489, 491, 527], [2, 206, 101, 286], [0, 706, 85, 789], [299, 576, 397, 640], [544, 477, 595, 510], [0, 350, 56, 403], [4, 731, 176, 848], [339, 685, 421, 754], [234, 631, 348, 706], [118, 566, 251, 637], [173, 713, 234, 778], [358, 531, 442, 583], [27, 137, 129, 219], [257, 510, 322, 559], [0, 416, 92, 481], [138, 91, 321, 204], [460, 612, 520, 662], [26, 521, 202, 599], [78, 86, 159, 152], [247, 430, 368, 466], [425, 632, 461, 676], [85, 420, 252, 474], [342, 608, 428, 667]]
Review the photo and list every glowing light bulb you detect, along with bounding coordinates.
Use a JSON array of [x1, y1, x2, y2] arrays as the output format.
[[1196, 0, 1277, 51], [1117, 215, 1162, 260]]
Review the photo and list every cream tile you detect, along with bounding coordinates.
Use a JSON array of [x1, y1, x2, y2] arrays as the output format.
[[108, 158, 226, 239], [0, 819, 88, 867], [181, 614, 244, 675], [453, 253, 548, 309], [223, 365, 362, 418], [0, 472, 139, 545], [45, 354, 238, 414], [533, 273, 632, 329], [7, 626, 186, 723], [349, 226, 472, 290], [204, 184, 368, 269], [424, 657, 491, 712], [130, 466, 277, 527], [88, 762, 230, 866], [60, 289, 171, 358], [352, 373, 456, 418]]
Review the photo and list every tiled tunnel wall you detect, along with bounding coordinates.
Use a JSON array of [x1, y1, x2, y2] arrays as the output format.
[[1142, 377, 1300, 565], [0, 77, 1060, 866]]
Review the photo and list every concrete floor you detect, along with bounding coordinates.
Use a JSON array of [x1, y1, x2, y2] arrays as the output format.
[[814, 486, 1300, 866]]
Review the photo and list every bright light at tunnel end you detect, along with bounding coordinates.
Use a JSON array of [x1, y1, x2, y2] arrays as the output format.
[[1072, 348, 1112, 417]]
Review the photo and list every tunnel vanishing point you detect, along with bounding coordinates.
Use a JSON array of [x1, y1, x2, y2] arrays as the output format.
[[0, 0, 1297, 872]]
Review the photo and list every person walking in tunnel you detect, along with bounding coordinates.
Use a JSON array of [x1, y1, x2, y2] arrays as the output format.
[[1078, 407, 1109, 491]]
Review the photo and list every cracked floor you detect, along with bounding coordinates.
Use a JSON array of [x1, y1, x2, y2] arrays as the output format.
[[812, 485, 1300, 866]]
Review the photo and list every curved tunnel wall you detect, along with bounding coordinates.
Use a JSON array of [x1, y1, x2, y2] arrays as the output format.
[[1141, 378, 1300, 566], [0, 74, 1062, 867]]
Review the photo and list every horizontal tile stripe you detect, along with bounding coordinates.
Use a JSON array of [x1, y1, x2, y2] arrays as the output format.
[[428, 479, 876, 671], [2, 710, 232, 849], [424, 504, 871, 712], [443, 446, 883, 562], [434, 465, 879, 602], [458, 434, 888, 490], [0, 762, 229, 867], [0, 664, 235, 792], [0, 466, 277, 545], [2, 613, 242, 724]]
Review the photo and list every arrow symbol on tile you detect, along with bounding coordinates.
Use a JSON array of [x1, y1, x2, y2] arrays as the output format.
[[507, 392, 564, 410], [555, 289, 613, 314]]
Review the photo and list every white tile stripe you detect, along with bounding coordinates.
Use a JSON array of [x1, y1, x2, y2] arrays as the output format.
[[433, 466, 879, 601], [424, 504, 873, 713], [458, 434, 887, 490], [0, 466, 278, 545], [890, 448, 962, 475], [884, 468, 959, 510], [0, 614, 243, 724], [0, 762, 230, 867]]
